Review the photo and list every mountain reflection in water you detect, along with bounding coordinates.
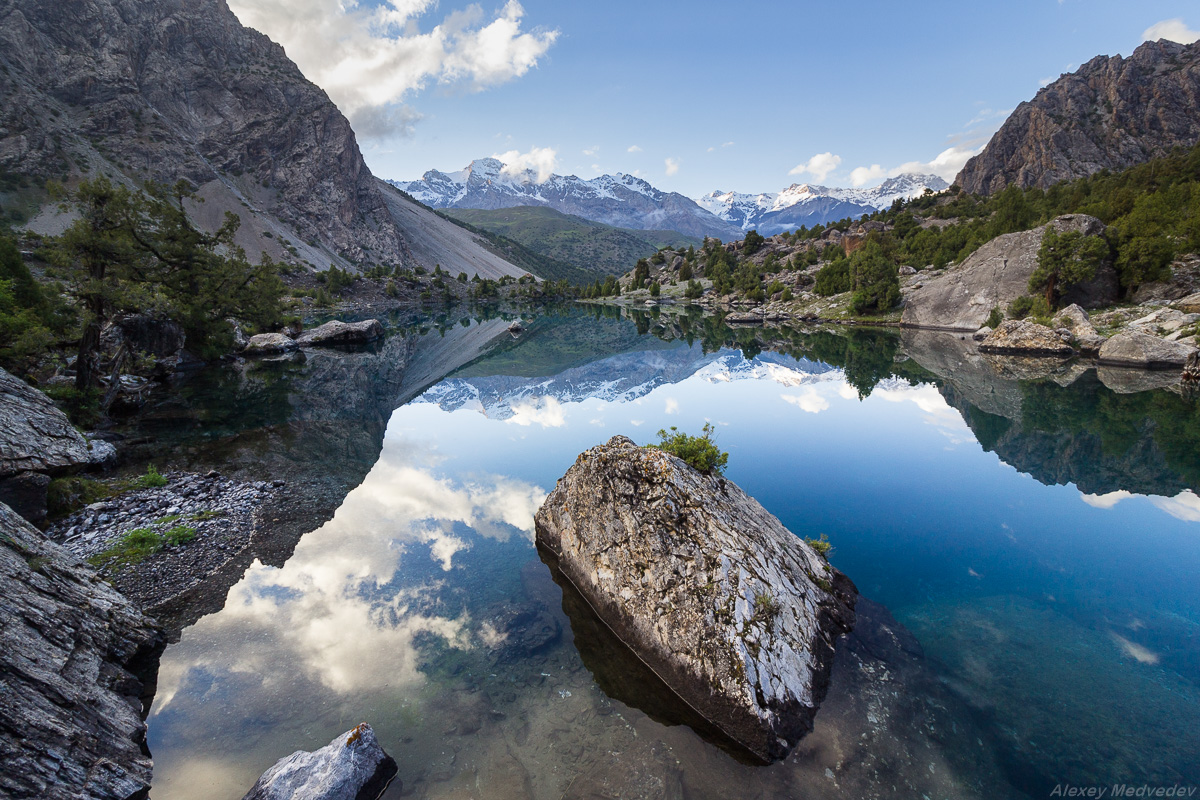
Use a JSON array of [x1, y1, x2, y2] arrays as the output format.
[[143, 308, 1200, 799]]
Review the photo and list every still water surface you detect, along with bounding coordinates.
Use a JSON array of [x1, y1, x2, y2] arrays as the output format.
[[144, 310, 1200, 799]]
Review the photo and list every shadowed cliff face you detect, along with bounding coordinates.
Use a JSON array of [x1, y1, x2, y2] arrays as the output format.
[[956, 39, 1200, 195], [0, 0, 405, 264]]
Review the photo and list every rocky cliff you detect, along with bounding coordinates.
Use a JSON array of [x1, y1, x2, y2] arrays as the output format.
[[535, 436, 857, 763], [0, 0, 526, 278], [956, 39, 1200, 195], [0, 501, 163, 800]]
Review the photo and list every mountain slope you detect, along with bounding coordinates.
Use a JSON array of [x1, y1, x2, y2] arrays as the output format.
[[443, 206, 700, 276], [956, 38, 1200, 195], [0, 0, 528, 279], [698, 174, 949, 235], [394, 158, 743, 241]]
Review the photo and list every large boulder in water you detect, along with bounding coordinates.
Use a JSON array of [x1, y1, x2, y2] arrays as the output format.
[[534, 435, 857, 763], [978, 319, 1074, 357], [243, 723, 398, 800], [0, 502, 163, 800], [901, 215, 1118, 331], [1098, 330, 1198, 369], [295, 319, 384, 348]]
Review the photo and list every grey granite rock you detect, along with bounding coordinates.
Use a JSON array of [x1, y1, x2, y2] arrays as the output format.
[[0, 502, 163, 800], [243, 723, 398, 800], [0, 367, 111, 478], [245, 333, 301, 355], [1098, 330, 1198, 368], [295, 320, 384, 348], [901, 215, 1117, 332], [534, 436, 857, 763], [979, 320, 1075, 357]]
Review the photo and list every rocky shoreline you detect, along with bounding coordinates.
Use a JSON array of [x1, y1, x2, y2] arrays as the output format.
[[47, 471, 283, 613]]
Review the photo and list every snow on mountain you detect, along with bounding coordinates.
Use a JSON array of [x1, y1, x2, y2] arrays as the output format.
[[698, 174, 950, 235], [391, 159, 742, 240]]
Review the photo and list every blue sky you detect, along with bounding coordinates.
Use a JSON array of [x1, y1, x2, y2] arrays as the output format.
[[229, 0, 1199, 197]]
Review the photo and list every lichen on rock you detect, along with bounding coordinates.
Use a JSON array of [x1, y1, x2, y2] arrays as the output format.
[[534, 435, 857, 763]]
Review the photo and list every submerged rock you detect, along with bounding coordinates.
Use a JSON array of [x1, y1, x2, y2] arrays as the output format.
[[0, 502, 163, 800], [1098, 330, 1198, 369], [534, 435, 857, 763], [979, 320, 1074, 357], [243, 723, 398, 800], [295, 319, 384, 347]]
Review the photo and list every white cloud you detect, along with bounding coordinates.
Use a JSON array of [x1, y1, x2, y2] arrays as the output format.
[[849, 164, 887, 187], [664, 157, 680, 176], [664, 397, 679, 414], [722, 141, 735, 148], [627, 145, 643, 153], [227, 0, 557, 138], [1039, 76, 1055, 88], [1150, 490, 1200, 522], [789, 152, 842, 182], [781, 389, 829, 414], [583, 145, 599, 157], [493, 146, 558, 182], [1143, 18, 1200, 44]]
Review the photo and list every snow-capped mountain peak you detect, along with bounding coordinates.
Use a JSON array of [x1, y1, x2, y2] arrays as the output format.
[[697, 174, 949, 235], [391, 159, 742, 240]]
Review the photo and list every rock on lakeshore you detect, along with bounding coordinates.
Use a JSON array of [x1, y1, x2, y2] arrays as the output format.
[[245, 332, 301, 356], [978, 320, 1074, 357], [0, 502, 163, 800], [0, 367, 115, 523], [534, 435, 857, 763], [900, 215, 1117, 332], [295, 319, 384, 347], [1098, 331, 1199, 369], [243, 723, 398, 800]]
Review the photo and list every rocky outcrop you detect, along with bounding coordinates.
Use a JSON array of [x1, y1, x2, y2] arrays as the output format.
[[1098, 330, 1198, 368], [900, 215, 1117, 331], [0, 368, 115, 522], [0, 502, 163, 800], [295, 320, 384, 348], [956, 39, 1200, 195], [979, 320, 1074, 356], [534, 436, 857, 763], [242, 723, 398, 800]]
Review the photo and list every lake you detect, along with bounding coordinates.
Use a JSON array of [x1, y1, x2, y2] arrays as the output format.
[[141, 307, 1200, 799]]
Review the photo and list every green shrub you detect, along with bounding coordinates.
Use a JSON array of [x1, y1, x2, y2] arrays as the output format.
[[684, 280, 704, 299], [985, 306, 1003, 329], [133, 465, 168, 489], [805, 533, 834, 559], [814, 259, 851, 296], [164, 525, 197, 546], [1007, 295, 1052, 320], [650, 423, 729, 475], [47, 476, 112, 518], [649, 281, 660, 297]]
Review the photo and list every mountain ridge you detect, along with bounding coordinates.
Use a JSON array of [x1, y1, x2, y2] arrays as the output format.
[[697, 174, 949, 235], [393, 158, 743, 241]]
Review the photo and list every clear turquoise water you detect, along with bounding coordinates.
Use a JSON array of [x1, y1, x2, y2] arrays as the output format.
[[144, 310, 1200, 799]]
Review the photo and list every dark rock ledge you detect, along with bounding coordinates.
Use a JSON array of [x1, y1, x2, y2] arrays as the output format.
[[0, 502, 163, 800], [534, 435, 857, 763]]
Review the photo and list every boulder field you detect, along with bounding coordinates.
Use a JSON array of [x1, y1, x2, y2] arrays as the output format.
[[534, 435, 857, 763]]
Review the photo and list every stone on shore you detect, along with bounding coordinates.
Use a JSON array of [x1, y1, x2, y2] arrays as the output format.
[[534, 435, 857, 763], [0, 502, 163, 800], [242, 723, 398, 800], [1098, 331, 1198, 369], [295, 319, 384, 347], [245, 332, 300, 355], [978, 320, 1074, 357]]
